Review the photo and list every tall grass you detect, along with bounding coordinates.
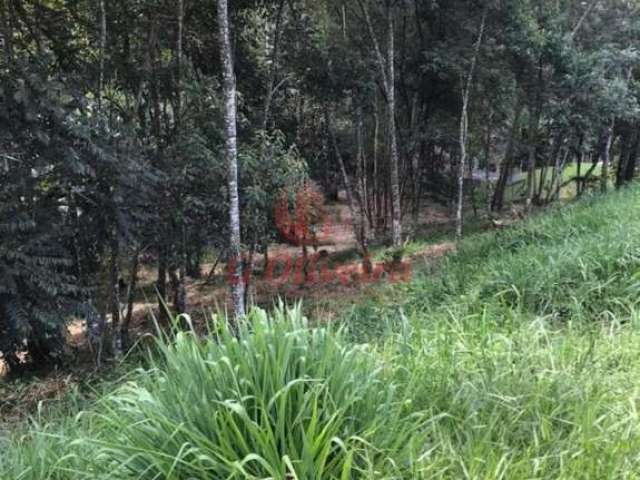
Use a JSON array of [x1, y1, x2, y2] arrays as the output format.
[[93, 306, 422, 479], [2, 307, 423, 479], [4, 186, 640, 479], [376, 309, 640, 478], [390, 186, 640, 322]]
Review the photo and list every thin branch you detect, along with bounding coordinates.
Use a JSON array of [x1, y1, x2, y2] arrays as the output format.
[[357, 0, 390, 95], [571, 0, 599, 40]]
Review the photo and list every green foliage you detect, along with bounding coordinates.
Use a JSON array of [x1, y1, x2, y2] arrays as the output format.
[[0, 58, 82, 366], [0, 53, 160, 368], [3, 0, 640, 367], [1, 306, 422, 479], [342, 185, 640, 477], [94, 306, 420, 479], [4, 0, 640, 475], [404, 186, 640, 320], [240, 131, 308, 251], [379, 305, 640, 478]]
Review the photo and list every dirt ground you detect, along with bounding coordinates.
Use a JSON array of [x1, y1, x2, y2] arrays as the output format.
[[110, 198, 457, 334]]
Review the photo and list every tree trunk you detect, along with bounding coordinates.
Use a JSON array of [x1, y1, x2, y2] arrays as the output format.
[[262, 0, 286, 131], [175, 0, 184, 126], [411, 143, 421, 230], [109, 235, 122, 358], [358, 0, 402, 246], [98, 0, 106, 114], [327, 107, 371, 267], [601, 119, 614, 193], [492, 96, 523, 212], [578, 158, 600, 197], [123, 250, 141, 348], [169, 268, 186, 316], [576, 136, 583, 195], [548, 145, 571, 202], [157, 244, 169, 322], [355, 105, 371, 247], [538, 129, 564, 202], [624, 127, 640, 183], [456, 10, 486, 239], [571, 0, 600, 39], [373, 96, 381, 230], [525, 105, 540, 212], [217, 0, 245, 318], [359, 106, 372, 230], [387, 6, 402, 247], [526, 55, 544, 213], [483, 110, 494, 212], [409, 93, 422, 232], [456, 113, 468, 237], [616, 129, 631, 188], [85, 300, 105, 367]]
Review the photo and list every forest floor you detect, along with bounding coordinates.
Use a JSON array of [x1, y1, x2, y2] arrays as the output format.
[[60, 161, 594, 352], [1, 165, 585, 423], [106, 197, 465, 343]]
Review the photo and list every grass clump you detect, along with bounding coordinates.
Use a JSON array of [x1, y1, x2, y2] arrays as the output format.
[[95, 306, 422, 479], [376, 310, 640, 478], [2, 306, 423, 479]]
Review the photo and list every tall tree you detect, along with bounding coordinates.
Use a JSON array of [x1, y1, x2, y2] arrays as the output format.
[[359, 0, 402, 247], [217, 0, 245, 318], [456, 10, 486, 239]]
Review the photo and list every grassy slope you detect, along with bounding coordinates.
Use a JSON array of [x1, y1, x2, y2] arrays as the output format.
[[343, 185, 640, 478], [505, 162, 605, 201], [3, 186, 640, 479]]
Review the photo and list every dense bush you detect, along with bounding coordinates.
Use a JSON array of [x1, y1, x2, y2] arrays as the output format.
[[0, 59, 85, 368]]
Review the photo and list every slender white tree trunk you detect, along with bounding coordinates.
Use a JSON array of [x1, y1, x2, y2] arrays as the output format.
[[387, 7, 402, 247], [94, 0, 112, 361], [359, 0, 402, 246], [456, 101, 468, 239], [217, 0, 245, 318], [456, 11, 486, 239], [175, 0, 188, 315], [98, 0, 106, 113]]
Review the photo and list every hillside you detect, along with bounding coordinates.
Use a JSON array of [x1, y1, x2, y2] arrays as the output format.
[[3, 186, 640, 479]]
